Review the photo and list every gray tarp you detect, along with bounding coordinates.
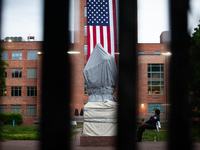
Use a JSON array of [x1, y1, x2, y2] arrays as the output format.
[[83, 43, 118, 102]]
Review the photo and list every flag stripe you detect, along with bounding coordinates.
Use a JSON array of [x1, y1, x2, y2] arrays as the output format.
[[107, 26, 111, 54], [96, 26, 100, 44], [103, 26, 108, 52], [100, 26, 104, 47], [89, 26, 93, 54], [87, 26, 90, 60], [93, 26, 97, 50]]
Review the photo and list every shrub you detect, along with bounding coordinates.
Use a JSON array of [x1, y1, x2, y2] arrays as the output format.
[[0, 113, 23, 125]]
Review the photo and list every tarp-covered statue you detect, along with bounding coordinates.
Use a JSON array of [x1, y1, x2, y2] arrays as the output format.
[[82, 43, 118, 136]]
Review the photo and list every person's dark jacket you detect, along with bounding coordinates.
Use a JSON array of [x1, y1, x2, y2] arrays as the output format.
[[145, 115, 160, 128]]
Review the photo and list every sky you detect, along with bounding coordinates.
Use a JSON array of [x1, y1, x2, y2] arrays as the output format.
[[1, 0, 44, 41], [1, 0, 200, 43]]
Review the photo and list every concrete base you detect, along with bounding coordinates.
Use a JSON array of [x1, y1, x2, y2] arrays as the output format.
[[80, 135, 116, 147]]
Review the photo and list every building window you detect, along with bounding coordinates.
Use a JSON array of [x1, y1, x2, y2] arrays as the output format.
[[12, 50, 22, 60], [0, 87, 7, 96], [11, 105, 21, 114], [2, 51, 8, 60], [84, 81, 88, 95], [138, 52, 145, 55], [84, 45, 87, 55], [27, 86, 37, 96], [27, 105, 37, 115], [0, 105, 7, 113], [27, 68, 37, 78], [84, 64, 88, 95], [148, 64, 164, 94], [5, 69, 7, 78], [84, 25, 87, 36], [148, 103, 164, 114], [84, 6, 87, 17], [27, 50, 38, 60], [12, 68, 22, 78], [154, 51, 161, 55], [11, 87, 21, 96]]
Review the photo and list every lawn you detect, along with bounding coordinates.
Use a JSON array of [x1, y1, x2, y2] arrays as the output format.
[[0, 125, 82, 142], [0, 125, 199, 142], [0, 125, 40, 141], [136, 125, 200, 142]]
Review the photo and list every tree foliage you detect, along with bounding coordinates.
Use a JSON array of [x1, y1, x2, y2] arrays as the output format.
[[190, 22, 200, 117], [0, 47, 9, 92]]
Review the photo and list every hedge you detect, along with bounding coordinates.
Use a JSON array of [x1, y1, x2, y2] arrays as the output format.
[[0, 113, 23, 125]]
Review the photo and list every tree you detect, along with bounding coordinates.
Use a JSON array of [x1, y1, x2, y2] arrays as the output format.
[[190, 21, 200, 118], [0, 47, 9, 96]]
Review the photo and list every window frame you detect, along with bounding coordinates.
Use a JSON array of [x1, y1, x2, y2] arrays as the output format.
[[27, 50, 38, 60], [147, 64, 164, 95], [84, 6, 87, 17], [0, 105, 7, 113], [12, 50, 22, 60], [27, 105, 37, 115], [84, 64, 88, 95], [27, 68, 37, 78], [11, 68, 22, 78], [27, 86, 37, 97], [0, 87, 7, 96], [2, 50, 8, 60], [84, 25, 87, 36], [11, 86, 22, 96], [148, 103, 165, 115], [84, 45, 87, 55], [138, 52, 145, 55], [11, 105, 21, 114]]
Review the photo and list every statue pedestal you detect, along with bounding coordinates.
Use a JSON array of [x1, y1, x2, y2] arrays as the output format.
[[80, 135, 116, 146]]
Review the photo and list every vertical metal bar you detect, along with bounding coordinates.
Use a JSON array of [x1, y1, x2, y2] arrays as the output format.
[[41, 1, 70, 150], [168, 0, 192, 150], [117, 0, 137, 149]]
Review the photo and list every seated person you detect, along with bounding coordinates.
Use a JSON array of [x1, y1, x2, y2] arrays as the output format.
[[136, 109, 160, 142]]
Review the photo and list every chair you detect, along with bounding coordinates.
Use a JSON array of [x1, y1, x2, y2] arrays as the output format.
[[143, 121, 161, 141]]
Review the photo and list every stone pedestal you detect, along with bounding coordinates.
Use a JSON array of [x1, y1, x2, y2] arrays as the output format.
[[80, 135, 116, 147]]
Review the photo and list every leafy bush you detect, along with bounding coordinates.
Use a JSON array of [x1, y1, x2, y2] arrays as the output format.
[[0, 113, 23, 125]]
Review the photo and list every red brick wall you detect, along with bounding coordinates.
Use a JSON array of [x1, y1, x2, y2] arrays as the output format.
[[22, 115, 37, 126], [70, 0, 88, 117]]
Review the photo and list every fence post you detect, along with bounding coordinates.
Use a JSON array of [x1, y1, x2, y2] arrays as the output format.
[[41, 1, 71, 150], [117, 0, 138, 149], [168, 0, 193, 150]]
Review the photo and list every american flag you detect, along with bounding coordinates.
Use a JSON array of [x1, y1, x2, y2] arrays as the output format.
[[87, 0, 117, 61]]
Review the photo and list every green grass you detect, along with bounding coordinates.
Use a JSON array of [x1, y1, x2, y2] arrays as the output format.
[[136, 125, 200, 142], [0, 125, 81, 142], [140, 130, 167, 141], [0, 125, 41, 141], [1, 124, 199, 142], [71, 125, 82, 130]]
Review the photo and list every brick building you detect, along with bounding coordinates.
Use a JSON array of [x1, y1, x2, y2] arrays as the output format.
[[0, 0, 170, 125], [137, 42, 170, 122], [0, 41, 43, 125]]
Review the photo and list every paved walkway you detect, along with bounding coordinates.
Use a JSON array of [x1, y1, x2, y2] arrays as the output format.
[[1, 130, 200, 150]]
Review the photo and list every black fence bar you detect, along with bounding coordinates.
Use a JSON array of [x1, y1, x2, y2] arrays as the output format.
[[117, 0, 138, 149], [168, 0, 192, 150], [41, 1, 70, 150]]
